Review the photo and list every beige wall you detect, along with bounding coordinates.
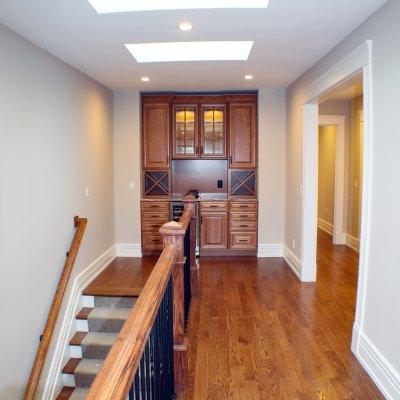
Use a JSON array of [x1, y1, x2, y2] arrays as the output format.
[[0, 24, 114, 399], [285, 0, 400, 375], [113, 89, 287, 248], [318, 126, 336, 226]]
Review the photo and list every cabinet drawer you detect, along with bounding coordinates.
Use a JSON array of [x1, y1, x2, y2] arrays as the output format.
[[141, 211, 169, 221], [142, 235, 164, 250], [230, 212, 257, 220], [230, 202, 257, 211], [230, 220, 258, 231], [200, 202, 228, 211], [230, 232, 257, 250], [141, 202, 169, 211], [142, 221, 165, 232]]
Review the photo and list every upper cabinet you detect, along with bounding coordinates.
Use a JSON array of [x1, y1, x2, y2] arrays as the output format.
[[142, 102, 170, 169], [201, 105, 227, 158], [229, 102, 257, 169], [173, 105, 199, 158]]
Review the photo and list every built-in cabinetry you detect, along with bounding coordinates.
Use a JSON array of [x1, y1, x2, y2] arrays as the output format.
[[141, 92, 258, 255], [200, 200, 258, 255], [141, 200, 169, 254]]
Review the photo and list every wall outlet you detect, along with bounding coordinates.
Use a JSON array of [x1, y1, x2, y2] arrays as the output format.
[[85, 187, 90, 198], [129, 181, 135, 191], [217, 180, 223, 189], [292, 238, 296, 249]]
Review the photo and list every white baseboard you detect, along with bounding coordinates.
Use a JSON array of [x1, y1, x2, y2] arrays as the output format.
[[283, 245, 302, 279], [356, 331, 400, 399], [40, 245, 116, 400], [116, 243, 142, 257], [317, 218, 334, 235], [257, 243, 284, 257], [345, 234, 360, 252]]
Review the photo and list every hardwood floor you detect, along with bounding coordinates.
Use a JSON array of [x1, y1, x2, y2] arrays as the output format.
[[184, 229, 383, 399], [84, 256, 158, 296]]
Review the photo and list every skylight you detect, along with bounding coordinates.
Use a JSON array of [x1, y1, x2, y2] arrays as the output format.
[[87, 0, 269, 13], [125, 41, 253, 63]]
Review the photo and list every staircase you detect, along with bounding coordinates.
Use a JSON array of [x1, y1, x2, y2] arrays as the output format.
[[56, 295, 137, 399]]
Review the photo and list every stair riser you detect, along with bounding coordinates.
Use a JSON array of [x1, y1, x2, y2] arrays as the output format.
[[88, 318, 126, 333], [76, 319, 89, 332], [94, 296, 136, 308], [62, 373, 75, 388]]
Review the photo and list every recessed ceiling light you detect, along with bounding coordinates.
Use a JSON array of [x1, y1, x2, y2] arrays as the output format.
[[141, 76, 150, 82], [179, 22, 193, 31], [88, 0, 269, 13], [125, 41, 254, 63], [245, 74, 253, 80]]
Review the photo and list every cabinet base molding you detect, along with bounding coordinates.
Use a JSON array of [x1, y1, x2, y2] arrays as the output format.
[[200, 249, 257, 257]]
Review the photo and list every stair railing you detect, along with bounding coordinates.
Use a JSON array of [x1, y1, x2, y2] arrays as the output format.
[[24, 216, 87, 400], [87, 196, 197, 399]]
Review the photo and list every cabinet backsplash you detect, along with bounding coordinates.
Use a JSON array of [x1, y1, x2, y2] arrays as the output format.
[[172, 159, 228, 195]]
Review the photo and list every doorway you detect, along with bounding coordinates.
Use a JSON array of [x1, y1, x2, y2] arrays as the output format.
[[301, 40, 372, 354]]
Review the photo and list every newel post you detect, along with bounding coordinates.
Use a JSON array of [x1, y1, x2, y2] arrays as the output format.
[[183, 197, 198, 272], [159, 220, 187, 394]]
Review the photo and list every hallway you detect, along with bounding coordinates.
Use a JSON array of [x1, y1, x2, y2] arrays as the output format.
[[184, 230, 382, 399]]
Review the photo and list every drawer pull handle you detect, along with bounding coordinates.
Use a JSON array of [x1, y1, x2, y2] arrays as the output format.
[[210, 205, 218, 208], [239, 224, 247, 228], [151, 215, 159, 218], [240, 215, 247, 218], [150, 205, 160, 208], [239, 205, 247, 208], [239, 239, 248, 243], [151, 224, 160, 228], [151, 239, 161, 243]]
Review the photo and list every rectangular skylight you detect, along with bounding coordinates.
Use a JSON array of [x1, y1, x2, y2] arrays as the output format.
[[88, 0, 269, 13], [125, 41, 253, 63]]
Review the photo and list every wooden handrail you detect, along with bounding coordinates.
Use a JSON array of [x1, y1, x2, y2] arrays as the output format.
[[86, 243, 178, 400], [24, 216, 87, 400]]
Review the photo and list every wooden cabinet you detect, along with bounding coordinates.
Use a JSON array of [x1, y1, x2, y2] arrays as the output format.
[[200, 202, 228, 250], [229, 103, 257, 169], [172, 105, 199, 158], [201, 105, 227, 158], [142, 103, 170, 169], [229, 201, 258, 250], [172, 103, 227, 159], [141, 201, 170, 253]]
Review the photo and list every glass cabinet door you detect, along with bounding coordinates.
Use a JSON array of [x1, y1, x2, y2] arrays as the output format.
[[173, 105, 198, 158], [201, 105, 226, 158]]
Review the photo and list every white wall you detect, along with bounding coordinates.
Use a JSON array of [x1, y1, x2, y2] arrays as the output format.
[[113, 89, 286, 252], [285, 0, 400, 390], [114, 91, 141, 247], [0, 23, 115, 399], [258, 89, 286, 248]]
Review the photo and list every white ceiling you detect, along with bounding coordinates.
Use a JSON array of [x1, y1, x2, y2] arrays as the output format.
[[0, 0, 388, 91]]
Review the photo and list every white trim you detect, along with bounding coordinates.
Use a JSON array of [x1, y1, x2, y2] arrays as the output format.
[[317, 218, 333, 236], [345, 233, 360, 252], [357, 333, 400, 400], [319, 114, 346, 245], [257, 243, 284, 257], [40, 245, 116, 400], [116, 243, 142, 257], [304, 40, 371, 102], [283, 245, 302, 279], [301, 103, 319, 282]]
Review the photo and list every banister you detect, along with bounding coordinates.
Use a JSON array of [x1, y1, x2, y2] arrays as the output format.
[[24, 216, 87, 400], [86, 243, 178, 400]]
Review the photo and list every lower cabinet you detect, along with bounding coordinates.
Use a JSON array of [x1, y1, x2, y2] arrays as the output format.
[[141, 200, 170, 253], [200, 200, 258, 253], [201, 211, 228, 249]]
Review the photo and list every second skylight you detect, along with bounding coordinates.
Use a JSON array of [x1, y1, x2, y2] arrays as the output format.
[[125, 41, 254, 63]]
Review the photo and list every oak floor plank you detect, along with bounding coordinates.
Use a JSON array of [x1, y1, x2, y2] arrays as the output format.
[[184, 230, 384, 399]]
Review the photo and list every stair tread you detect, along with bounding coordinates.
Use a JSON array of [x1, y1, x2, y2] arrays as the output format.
[[88, 307, 132, 320], [62, 358, 81, 374], [70, 331, 117, 346], [55, 386, 74, 400], [76, 307, 93, 320]]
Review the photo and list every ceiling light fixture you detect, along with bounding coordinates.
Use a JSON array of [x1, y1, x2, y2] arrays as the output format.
[[245, 74, 253, 80], [141, 76, 150, 82], [125, 41, 254, 63], [179, 22, 193, 31], [88, 0, 269, 13]]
